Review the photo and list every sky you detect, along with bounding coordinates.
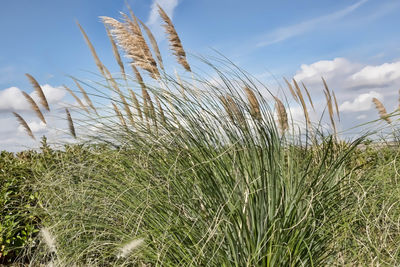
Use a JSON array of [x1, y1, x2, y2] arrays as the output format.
[[1, 0, 400, 151]]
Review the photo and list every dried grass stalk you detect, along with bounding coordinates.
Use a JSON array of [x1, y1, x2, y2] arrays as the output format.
[[301, 82, 315, 111], [372, 97, 391, 124], [105, 26, 126, 80], [284, 78, 298, 103], [244, 86, 261, 120], [158, 5, 191, 72], [322, 78, 337, 135], [112, 102, 127, 127], [139, 19, 164, 71], [130, 89, 143, 121], [174, 69, 187, 100], [21, 91, 46, 124], [13, 112, 35, 140], [63, 85, 89, 113], [73, 79, 97, 115], [121, 93, 135, 126], [293, 79, 311, 127], [76, 21, 106, 78], [332, 91, 340, 121], [155, 95, 166, 125], [274, 96, 288, 134], [65, 108, 76, 138], [220, 95, 234, 122], [25, 74, 50, 111]]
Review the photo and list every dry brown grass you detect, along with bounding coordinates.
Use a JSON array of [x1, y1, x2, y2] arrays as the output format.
[[139, 19, 164, 71], [332, 91, 340, 121], [21, 91, 46, 125], [244, 86, 261, 120], [293, 79, 311, 127], [25, 73, 50, 111], [112, 102, 127, 127], [13, 112, 35, 140], [301, 82, 315, 111], [76, 21, 106, 78], [130, 89, 143, 121], [274, 96, 288, 134], [73, 79, 97, 115], [105, 26, 126, 80], [65, 108, 76, 138], [158, 4, 191, 72], [372, 97, 391, 124], [284, 77, 298, 103], [63, 85, 89, 113], [322, 78, 337, 135]]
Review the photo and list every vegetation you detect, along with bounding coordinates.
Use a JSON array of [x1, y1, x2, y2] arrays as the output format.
[[1, 4, 400, 266]]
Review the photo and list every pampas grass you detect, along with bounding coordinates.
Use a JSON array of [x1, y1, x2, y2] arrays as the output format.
[[243, 86, 261, 120], [40, 228, 57, 254], [76, 21, 106, 78], [274, 96, 288, 134], [105, 26, 126, 81], [130, 89, 143, 121], [293, 79, 311, 127], [21, 91, 46, 124], [73, 79, 97, 115], [284, 77, 298, 103], [65, 108, 76, 138], [301, 82, 315, 111], [13, 112, 35, 140], [158, 4, 191, 72], [372, 97, 391, 124], [25, 73, 50, 111], [64, 85, 89, 113], [139, 19, 164, 71]]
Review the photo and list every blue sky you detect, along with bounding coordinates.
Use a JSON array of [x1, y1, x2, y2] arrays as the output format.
[[1, 0, 400, 151]]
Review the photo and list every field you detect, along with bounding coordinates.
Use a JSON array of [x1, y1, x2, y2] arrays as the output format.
[[1, 4, 400, 266]]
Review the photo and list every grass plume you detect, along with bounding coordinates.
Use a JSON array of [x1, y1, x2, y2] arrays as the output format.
[[65, 108, 76, 139], [372, 97, 391, 124], [158, 4, 191, 72], [25, 73, 50, 111], [13, 112, 35, 140], [21, 91, 46, 124]]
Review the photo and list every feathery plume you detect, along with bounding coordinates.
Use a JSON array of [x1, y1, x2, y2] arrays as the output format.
[[226, 95, 245, 126], [301, 82, 315, 111], [139, 19, 164, 71], [21, 91, 46, 124], [64, 85, 89, 113], [40, 228, 57, 254], [158, 5, 191, 72], [112, 102, 127, 127], [13, 112, 35, 140], [332, 91, 340, 121], [105, 26, 126, 80], [130, 89, 143, 121], [274, 96, 288, 134], [220, 95, 234, 122], [293, 79, 311, 127], [73, 79, 97, 115], [76, 21, 106, 78], [65, 108, 76, 138], [372, 97, 391, 124], [100, 15, 159, 79], [244, 86, 261, 120], [25, 74, 50, 111], [117, 238, 144, 259], [284, 78, 298, 103], [322, 78, 337, 135]]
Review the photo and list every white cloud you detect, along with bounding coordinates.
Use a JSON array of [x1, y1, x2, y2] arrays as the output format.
[[257, 0, 368, 47], [340, 91, 382, 112], [0, 84, 65, 112], [291, 57, 400, 131], [146, 0, 179, 39], [349, 61, 400, 88]]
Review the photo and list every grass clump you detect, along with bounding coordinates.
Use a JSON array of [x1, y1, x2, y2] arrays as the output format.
[[5, 3, 400, 266]]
